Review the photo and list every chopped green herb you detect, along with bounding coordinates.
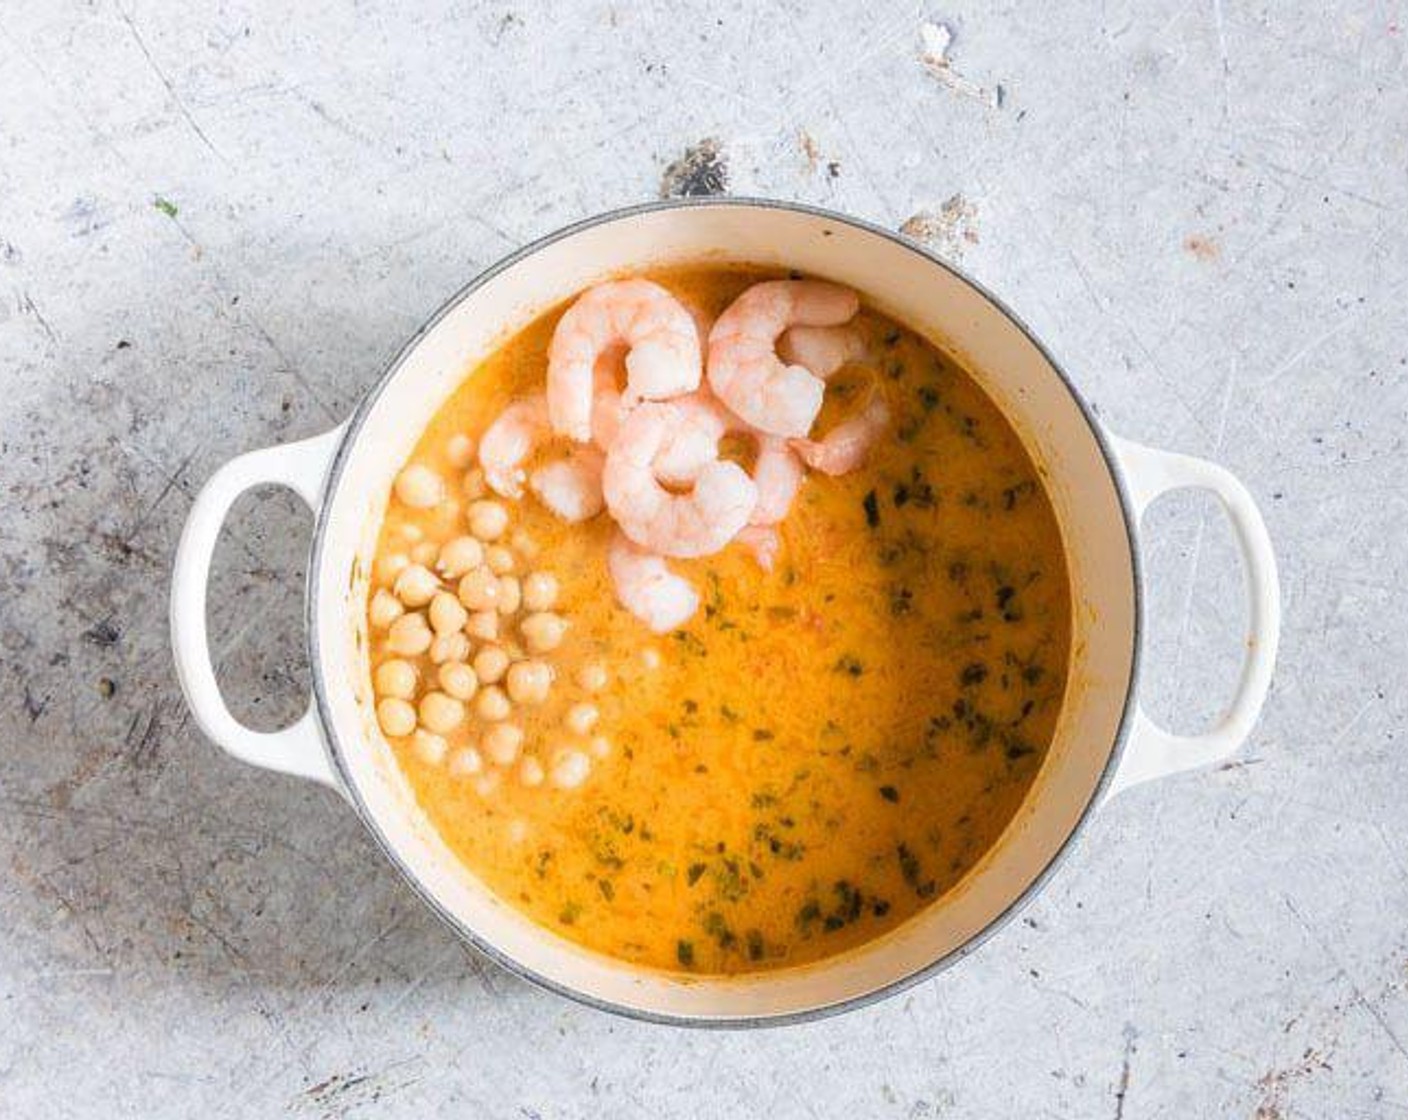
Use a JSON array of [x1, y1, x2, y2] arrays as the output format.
[[686, 862, 707, 886], [558, 901, 583, 926], [153, 196, 178, 218], [879, 785, 899, 803], [703, 911, 737, 949], [897, 843, 937, 898], [752, 728, 775, 741], [673, 630, 708, 656], [676, 940, 695, 967], [863, 489, 880, 528], [833, 654, 864, 677], [960, 662, 989, 686]]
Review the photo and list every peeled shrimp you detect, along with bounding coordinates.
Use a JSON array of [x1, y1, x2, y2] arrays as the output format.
[[706, 280, 860, 439], [547, 280, 702, 442], [778, 324, 867, 380], [529, 446, 604, 522], [607, 531, 699, 632], [479, 395, 605, 520], [791, 396, 892, 477], [750, 435, 805, 525], [651, 391, 733, 485], [478, 396, 549, 499], [602, 401, 757, 559]]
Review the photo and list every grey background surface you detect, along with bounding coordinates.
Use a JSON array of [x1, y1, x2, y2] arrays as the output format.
[[2, 1, 1406, 1116]]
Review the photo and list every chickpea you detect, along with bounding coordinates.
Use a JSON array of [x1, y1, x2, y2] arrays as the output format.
[[374, 659, 417, 700], [475, 685, 511, 722], [438, 661, 478, 701], [457, 566, 501, 611], [589, 735, 612, 760], [429, 631, 470, 665], [448, 745, 483, 777], [497, 575, 522, 616], [505, 660, 552, 705], [369, 589, 404, 630], [393, 564, 439, 608], [410, 541, 438, 566], [482, 723, 524, 766], [395, 464, 445, 509], [462, 467, 487, 500], [485, 545, 515, 575], [576, 662, 608, 693], [446, 433, 476, 469], [550, 749, 591, 790], [521, 612, 568, 654], [428, 591, 469, 635], [473, 645, 510, 684], [565, 702, 599, 736], [467, 499, 509, 541], [437, 536, 484, 579], [521, 571, 559, 613], [386, 612, 432, 656], [378, 552, 409, 583], [376, 697, 416, 738], [419, 691, 465, 735], [412, 728, 448, 766], [519, 756, 545, 788], [465, 610, 499, 642]]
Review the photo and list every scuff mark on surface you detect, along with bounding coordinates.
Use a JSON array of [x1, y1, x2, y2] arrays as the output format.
[[899, 194, 980, 259], [297, 1059, 427, 1117], [126, 701, 164, 771], [1185, 233, 1222, 261], [918, 21, 999, 107], [19, 291, 59, 345], [1113, 1024, 1137, 1119], [82, 618, 122, 647], [798, 131, 841, 180], [1254, 1047, 1332, 1119], [659, 138, 729, 198]]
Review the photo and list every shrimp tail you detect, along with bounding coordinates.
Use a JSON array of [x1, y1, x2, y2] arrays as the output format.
[[735, 525, 780, 571], [790, 398, 891, 477]]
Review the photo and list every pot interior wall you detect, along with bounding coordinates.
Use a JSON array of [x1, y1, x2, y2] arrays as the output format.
[[312, 203, 1137, 1021]]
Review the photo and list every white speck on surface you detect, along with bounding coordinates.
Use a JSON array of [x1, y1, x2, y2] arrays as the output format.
[[918, 19, 997, 105]]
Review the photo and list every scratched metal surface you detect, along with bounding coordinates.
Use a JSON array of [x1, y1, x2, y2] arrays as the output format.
[[1, 1, 1405, 1116]]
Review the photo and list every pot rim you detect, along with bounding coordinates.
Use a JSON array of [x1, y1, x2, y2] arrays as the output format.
[[305, 196, 1145, 1028]]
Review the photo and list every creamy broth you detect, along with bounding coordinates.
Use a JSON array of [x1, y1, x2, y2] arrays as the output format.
[[367, 268, 1071, 973]]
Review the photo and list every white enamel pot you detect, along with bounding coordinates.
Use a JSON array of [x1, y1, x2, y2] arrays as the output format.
[[171, 199, 1280, 1026]]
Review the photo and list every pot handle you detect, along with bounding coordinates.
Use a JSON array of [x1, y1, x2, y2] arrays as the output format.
[[170, 426, 346, 791], [1103, 435, 1280, 800]]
